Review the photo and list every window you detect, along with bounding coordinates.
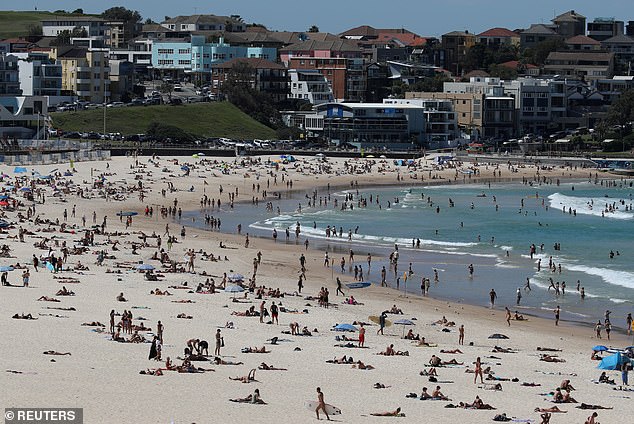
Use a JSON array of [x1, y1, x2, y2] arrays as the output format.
[[178, 60, 190, 65], [178, 49, 190, 55], [157, 49, 174, 55]]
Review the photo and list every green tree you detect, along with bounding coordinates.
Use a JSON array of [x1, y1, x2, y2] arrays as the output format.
[[52, 26, 87, 45], [522, 38, 566, 66], [72, 8, 84, 14], [27, 24, 42, 36], [488, 64, 517, 80], [101, 7, 142, 37], [605, 88, 634, 148], [159, 81, 174, 101], [308, 25, 320, 33]]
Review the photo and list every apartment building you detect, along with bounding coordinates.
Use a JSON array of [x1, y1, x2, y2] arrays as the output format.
[[55, 47, 110, 103], [543, 51, 615, 81], [160, 15, 246, 33], [520, 24, 560, 49], [14, 52, 62, 96], [211, 58, 288, 103], [152, 36, 276, 80], [440, 31, 476, 74], [288, 69, 334, 105], [552, 10, 586, 38], [384, 98, 459, 147], [41, 16, 108, 38], [0, 53, 21, 95], [476, 28, 520, 46], [587, 18, 624, 42]]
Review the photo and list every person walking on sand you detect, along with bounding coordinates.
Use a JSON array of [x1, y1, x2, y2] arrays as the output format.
[[489, 289, 497, 308], [336, 277, 345, 296], [516, 288, 522, 305], [554, 305, 561, 326], [505, 307, 512, 326], [315, 387, 330, 421], [377, 311, 387, 335]]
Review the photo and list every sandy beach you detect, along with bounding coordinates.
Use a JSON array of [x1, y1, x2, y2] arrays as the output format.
[[2, 153, 632, 424]]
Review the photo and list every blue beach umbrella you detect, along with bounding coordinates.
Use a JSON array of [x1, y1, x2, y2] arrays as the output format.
[[228, 273, 244, 282], [13, 167, 27, 174], [225, 285, 245, 293], [598, 352, 631, 370], [333, 323, 358, 332], [19, 187, 31, 192], [592, 345, 608, 352]]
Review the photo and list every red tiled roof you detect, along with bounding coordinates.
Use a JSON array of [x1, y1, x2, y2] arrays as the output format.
[[477, 28, 518, 38], [376, 32, 426, 47], [499, 60, 538, 69], [565, 35, 600, 45]]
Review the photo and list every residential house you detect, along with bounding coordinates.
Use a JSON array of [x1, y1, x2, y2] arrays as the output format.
[[552, 10, 586, 38], [587, 18, 624, 42], [211, 57, 288, 103], [628, 21, 634, 37], [108, 60, 134, 102], [160, 15, 246, 33], [543, 51, 615, 81], [498, 60, 540, 77], [288, 69, 333, 105], [595, 76, 634, 103], [476, 28, 520, 46], [406, 91, 483, 139], [565, 35, 601, 51], [440, 31, 476, 74], [520, 24, 560, 49], [0, 38, 35, 54], [54, 47, 110, 103]]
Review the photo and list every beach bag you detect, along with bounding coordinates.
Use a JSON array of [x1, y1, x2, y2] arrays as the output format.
[[221, 337, 225, 347]]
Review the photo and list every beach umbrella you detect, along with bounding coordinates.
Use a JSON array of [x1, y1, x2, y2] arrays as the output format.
[[592, 345, 608, 352], [225, 285, 244, 293], [136, 263, 155, 271], [116, 211, 139, 217], [181, 165, 190, 171], [225, 284, 244, 299], [13, 167, 27, 174], [197, 153, 206, 156], [0, 265, 14, 272], [19, 187, 31, 192], [45, 262, 55, 272], [228, 273, 244, 282], [394, 319, 415, 337], [0, 220, 10, 228], [0, 201, 9, 207], [0, 195, 9, 200], [333, 323, 358, 332], [598, 352, 631, 370]]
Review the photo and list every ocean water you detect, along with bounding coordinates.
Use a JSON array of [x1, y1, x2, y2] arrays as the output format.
[[184, 178, 634, 329]]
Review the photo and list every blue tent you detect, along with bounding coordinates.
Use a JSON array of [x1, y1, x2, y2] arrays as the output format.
[[598, 352, 631, 370], [13, 167, 27, 174], [333, 323, 358, 332]]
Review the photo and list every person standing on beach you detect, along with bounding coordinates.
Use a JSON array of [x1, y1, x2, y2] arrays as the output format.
[[595, 320, 603, 339], [315, 387, 330, 421], [505, 307, 512, 326], [215, 329, 222, 356], [358, 324, 365, 348], [381, 266, 387, 287], [259, 301, 266, 323], [157, 320, 163, 343], [627, 313, 633, 336], [468, 264, 474, 278], [554, 305, 561, 326], [474, 357, 484, 384], [377, 312, 387, 335], [516, 288, 522, 305], [489, 289, 497, 308], [458, 325, 465, 345], [621, 361, 629, 387]]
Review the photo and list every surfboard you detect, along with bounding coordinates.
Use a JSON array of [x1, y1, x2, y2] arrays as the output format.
[[368, 315, 392, 327], [346, 282, 371, 289], [305, 401, 342, 415]]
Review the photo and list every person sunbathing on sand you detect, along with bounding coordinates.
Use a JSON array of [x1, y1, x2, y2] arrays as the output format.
[[577, 403, 612, 410], [116, 292, 127, 302], [229, 389, 266, 404], [81, 321, 104, 326], [139, 368, 163, 376], [469, 395, 495, 410], [541, 354, 565, 363], [327, 355, 354, 364], [492, 346, 515, 353], [353, 360, 374, 370], [176, 313, 192, 319], [429, 355, 462, 366], [420, 367, 438, 377], [440, 349, 463, 354], [380, 344, 409, 356], [370, 407, 404, 417], [43, 351, 71, 355], [37, 296, 60, 302], [553, 388, 577, 403], [241, 346, 269, 353], [535, 406, 567, 413], [514, 312, 526, 320], [258, 363, 287, 371], [214, 357, 243, 365], [229, 369, 257, 383], [55, 286, 74, 296], [12, 313, 36, 320]]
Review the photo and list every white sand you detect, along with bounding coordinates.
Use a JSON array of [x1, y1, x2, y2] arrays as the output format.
[[1, 154, 631, 423]]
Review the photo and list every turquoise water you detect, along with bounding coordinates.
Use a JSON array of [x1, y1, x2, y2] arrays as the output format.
[[185, 178, 634, 329]]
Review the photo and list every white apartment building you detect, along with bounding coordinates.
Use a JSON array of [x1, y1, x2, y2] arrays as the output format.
[[14, 52, 62, 97], [288, 69, 334, 105]]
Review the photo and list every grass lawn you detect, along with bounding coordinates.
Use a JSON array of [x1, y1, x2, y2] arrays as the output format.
[[50, 102, 277, 140], [0, 11, 96, 39]]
